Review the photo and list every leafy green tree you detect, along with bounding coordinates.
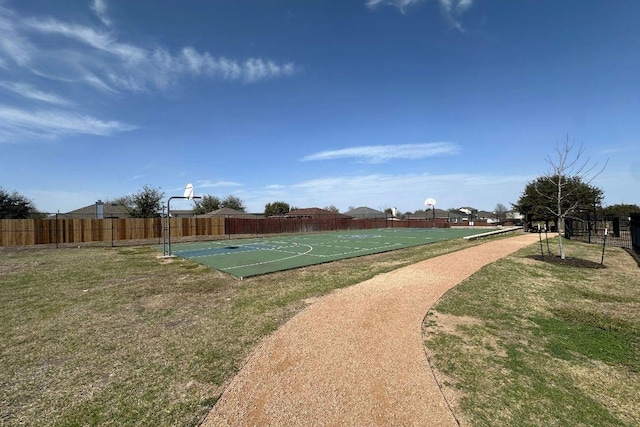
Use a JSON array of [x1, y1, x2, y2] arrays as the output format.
[[0, 188, 39, 218], [192, 195, 221, 215], [123, 185, 164, 218], [221, 195, 246, 212], [601, 203, 640, 218], [264, 201, 291, 217], [514, 175, 603, 220]]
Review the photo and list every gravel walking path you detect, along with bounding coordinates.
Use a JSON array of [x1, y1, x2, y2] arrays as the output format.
[[203, 233, 539, 426]]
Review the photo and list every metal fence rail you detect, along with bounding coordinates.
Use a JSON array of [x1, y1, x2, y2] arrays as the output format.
[[565, 214, 635, 249]]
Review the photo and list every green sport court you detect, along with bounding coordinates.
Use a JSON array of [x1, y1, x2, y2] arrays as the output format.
[[168, 227, 486, 278]]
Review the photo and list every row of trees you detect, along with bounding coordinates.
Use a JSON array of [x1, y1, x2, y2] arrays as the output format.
[[115, 187, 248, 218]]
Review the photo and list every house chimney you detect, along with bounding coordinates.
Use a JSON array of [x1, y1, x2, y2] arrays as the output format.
[[95, 200, 104, 219]]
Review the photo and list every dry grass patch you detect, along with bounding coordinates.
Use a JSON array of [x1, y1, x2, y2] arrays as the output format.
[[1, 234, 495, 426]]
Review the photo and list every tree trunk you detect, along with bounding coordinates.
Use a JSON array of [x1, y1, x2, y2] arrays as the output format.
[[557, 175, 565, 260], [557, 216, 565, 259]]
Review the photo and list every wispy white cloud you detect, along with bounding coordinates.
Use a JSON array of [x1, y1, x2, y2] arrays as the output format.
[[0, 106, 136, 142], [367, 0, 476, 32], [248, 171, 531, 213], [196, 180, 243, 189], [21, 12, 299, 91], [179, 47, 298, 84], [366, 0, 422, 12], [0, 1, 300, 144], [84, 73, 120, 93], [301, 142, 460, 163], [455, 0, 473, 13], [598, 145, 638, 155], [91, 0, 112, 27], [0, 81, 72, 105], [0, 5, 34, 66], [438, 0, 475, 32]]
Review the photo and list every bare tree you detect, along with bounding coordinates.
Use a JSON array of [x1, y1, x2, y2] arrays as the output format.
[[541, 136, 607, 259], [494, 203, 508, 223]]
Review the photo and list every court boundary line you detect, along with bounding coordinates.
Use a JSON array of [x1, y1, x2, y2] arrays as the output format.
[[169, 228, 501, 278]]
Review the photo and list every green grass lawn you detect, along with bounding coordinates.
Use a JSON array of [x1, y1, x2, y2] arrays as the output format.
[[0, 236, 486, 427], [424, 240, 640, 426]]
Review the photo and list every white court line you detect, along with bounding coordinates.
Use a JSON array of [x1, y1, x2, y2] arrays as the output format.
[[223, 242, 314, 271], [178, 241, 300, 259], [307, 243, 404, 259], [187, 233, 434, 273]]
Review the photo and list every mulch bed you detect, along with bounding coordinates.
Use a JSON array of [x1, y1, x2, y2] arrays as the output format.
[[528, 255, 606, 269]]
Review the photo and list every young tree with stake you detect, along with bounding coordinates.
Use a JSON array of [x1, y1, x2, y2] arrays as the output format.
[[515, 136, 606, 259]]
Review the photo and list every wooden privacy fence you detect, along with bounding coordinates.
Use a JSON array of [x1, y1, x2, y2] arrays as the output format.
[[225, 216, 453, 235], [0, 215, 481, 247], [0, 217, 225, 246]]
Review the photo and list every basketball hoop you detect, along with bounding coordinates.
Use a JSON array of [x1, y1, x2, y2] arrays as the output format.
[[184, 183, 194, 200], [424, 198, 436, 228], [424, 198, 436, 209]]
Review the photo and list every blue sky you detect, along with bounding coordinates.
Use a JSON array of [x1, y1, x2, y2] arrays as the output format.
[[1, 0, 638, 214]]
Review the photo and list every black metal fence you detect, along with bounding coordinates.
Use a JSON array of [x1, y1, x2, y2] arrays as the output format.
[[631, 213, 640, 254], [565, 213, 635, 249]]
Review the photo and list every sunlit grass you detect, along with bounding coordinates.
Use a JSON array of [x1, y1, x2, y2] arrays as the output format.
[[425, 240, 640, 426]]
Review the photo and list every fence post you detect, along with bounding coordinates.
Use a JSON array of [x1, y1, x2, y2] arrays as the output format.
[[613, 217, 620, 238], [55, 212, 59, 249], [631, 213, 640, 254]]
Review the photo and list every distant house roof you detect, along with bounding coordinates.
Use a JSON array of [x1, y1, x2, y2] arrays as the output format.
[[201, 207, 257, 218], [444, 210, 464, 219], [458, 207, 478, 215], [170, 210, 195, 218], [60, 201, 131, 219], [406, 209, 465, 221], [286, 207, 352, 219], [476, 210, 496, 220], [507, 211, 524, 220], [344, 207, 387, 219]]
